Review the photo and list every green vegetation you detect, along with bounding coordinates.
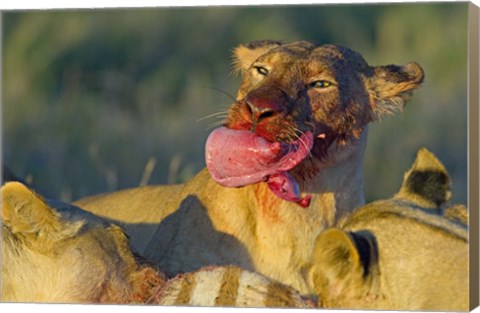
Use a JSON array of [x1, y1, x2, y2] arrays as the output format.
[[2, 3, 468, 204]]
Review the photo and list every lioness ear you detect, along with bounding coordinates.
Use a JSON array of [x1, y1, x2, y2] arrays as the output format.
[[367, 62, 424, 120], [232, 40, 282, 74], [309, 228, 363, 300], [395, 147, 451, 209], [309, 228, 377, 302], [1, 182, 83, 240]]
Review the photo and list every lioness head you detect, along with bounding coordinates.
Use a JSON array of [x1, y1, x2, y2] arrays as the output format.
[[1, 182, 165, 304], [230, 40, 424, 144], [206, 40, 424, 206]]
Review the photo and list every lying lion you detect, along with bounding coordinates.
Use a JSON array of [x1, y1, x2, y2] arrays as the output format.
[[308, 148, 468, 311], [0, 182, 312, 307], [75, 40, 424, 293], [1, 182, 165, 303]]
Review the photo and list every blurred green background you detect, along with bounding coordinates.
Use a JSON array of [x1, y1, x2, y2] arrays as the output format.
[[2, 3, 468, 204]]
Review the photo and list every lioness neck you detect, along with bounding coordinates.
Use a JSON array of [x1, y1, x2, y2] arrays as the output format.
[[216, 130, 368, 293], [298, 128, 367, 220]]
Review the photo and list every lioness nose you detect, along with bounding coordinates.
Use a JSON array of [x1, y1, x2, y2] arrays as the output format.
[[244, 87, 287, 124], [246, 100, 277, 123]]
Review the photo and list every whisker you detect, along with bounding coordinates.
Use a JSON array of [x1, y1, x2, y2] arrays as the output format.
[[205, 86, 237, 102], [297, 133, 309, 154], [283, 125, 308, 156], [197, 111, 229, 122], [205, 120, 225, 131], [304, 121, 316, 133], [291, 127, 313, 157]]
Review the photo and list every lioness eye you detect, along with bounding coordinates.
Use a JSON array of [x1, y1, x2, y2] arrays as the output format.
[[309, 80, 332, 89], [254, 66, 269, 76]]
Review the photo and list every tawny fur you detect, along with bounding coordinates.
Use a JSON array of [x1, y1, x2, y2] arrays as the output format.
[[3, 149, 466, 309], [308, 148, 468, 311], [1, 182, 165, 304], [74, 40, 424, 293], [1, 182, 313, 307]]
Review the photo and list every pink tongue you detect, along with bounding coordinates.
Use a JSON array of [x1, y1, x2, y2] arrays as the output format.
[[205, 127, 313, 207]]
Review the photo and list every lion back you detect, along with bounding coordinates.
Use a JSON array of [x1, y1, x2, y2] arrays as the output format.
[[308, 148, 468, 311]]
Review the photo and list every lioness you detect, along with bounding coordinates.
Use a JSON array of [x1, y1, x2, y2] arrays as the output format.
[[75, 40, 424, 292], [1, 182, 316, 307], [308, 148, 468, 311], [1, 182, 165, 304]]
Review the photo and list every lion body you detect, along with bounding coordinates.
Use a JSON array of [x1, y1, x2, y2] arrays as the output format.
[[75, 40, 424, 293], [308, 148, 469, 311], [1, 182, 315, 307], [1, 182, 165, 303]]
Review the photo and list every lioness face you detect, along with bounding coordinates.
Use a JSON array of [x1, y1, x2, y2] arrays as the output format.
[[227, 40, 423, 156]]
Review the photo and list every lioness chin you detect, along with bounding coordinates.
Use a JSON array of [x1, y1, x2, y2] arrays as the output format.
[[75, 40, 424, 293]]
